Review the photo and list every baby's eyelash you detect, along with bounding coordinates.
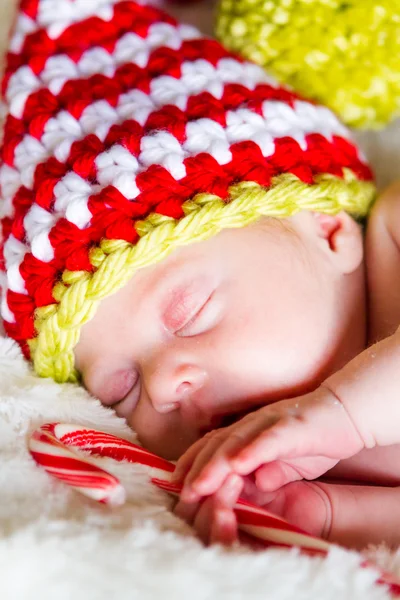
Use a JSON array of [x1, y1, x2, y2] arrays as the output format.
[[175, 295, 211, 336], [164, 289, 209, 332]]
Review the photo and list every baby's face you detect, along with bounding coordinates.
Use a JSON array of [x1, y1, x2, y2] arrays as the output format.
[[75, 213, 364, 460]]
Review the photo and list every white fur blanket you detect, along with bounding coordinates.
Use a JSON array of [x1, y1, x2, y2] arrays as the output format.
[[1, 335, 399, 600], [2, 2, 400, 599]]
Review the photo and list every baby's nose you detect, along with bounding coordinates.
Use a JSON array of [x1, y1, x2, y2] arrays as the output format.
[[146, 362, 207, 413]]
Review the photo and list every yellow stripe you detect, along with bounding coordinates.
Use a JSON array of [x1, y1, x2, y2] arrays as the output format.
[[30, 173, 375, 382]]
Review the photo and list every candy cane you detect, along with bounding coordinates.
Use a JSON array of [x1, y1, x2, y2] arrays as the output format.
[[29, 423, 400, 595]]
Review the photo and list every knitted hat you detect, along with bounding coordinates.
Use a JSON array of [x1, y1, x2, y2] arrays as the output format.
[[0, 0, 375, 383], [217, 0, 400, 128]]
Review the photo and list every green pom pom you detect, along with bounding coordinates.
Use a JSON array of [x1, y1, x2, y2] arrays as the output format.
[[216, 0, 400, 128]]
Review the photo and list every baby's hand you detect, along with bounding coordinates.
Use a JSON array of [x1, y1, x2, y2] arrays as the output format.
[[174, 386, 365, 503], [174, 473, 242, 546], [174, 473, 276, 548]]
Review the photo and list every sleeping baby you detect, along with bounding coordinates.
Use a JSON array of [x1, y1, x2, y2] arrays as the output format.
[[0, 0, 398, 551]]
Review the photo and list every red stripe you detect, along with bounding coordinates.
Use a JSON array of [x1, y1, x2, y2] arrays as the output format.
[[151, 479, 181, 493], [31, 450, 109, 473], [41, 423, 57, 433], [58, 430, 129, 444], [235, 504, 316, 536], [20, 0, 39, 20], [4, 115, 369, 222], [1, 83, 301, 218], [3, 2, 177, 92], [31, 430, 60, 446], [3, 44, 272, 159], [0, 83, 301, 266], [3, 84, 295, 220], [50, 473, 115, 489], [59, 430, 142, 446], [58, 430, 175, 472], [16, 39, 236, 134]]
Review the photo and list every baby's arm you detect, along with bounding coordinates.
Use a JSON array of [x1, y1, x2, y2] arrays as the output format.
[[366, 181, 400, 342], [330, 180, 400, 448]]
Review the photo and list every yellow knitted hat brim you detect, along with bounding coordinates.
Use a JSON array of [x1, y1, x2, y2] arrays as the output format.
[[30, 172, 375, 383]]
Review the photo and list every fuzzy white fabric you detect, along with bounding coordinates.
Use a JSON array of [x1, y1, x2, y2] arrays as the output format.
[[2, 2, 400, 599], [0, 334, 399, 600]]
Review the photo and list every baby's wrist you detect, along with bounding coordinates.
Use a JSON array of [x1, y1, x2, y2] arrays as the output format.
[[323, 330, 400, 448], [318, 382, 371, 452]]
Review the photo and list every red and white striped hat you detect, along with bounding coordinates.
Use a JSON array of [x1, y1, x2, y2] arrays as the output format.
[[0, 0, 375, 383]]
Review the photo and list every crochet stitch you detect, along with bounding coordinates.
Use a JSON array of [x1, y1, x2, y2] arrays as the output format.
[[0, 0, 375, 383], [216, 0, 400, 128]]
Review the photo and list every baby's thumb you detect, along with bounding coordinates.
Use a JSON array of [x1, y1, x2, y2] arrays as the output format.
[[255, 461, 304, 492]]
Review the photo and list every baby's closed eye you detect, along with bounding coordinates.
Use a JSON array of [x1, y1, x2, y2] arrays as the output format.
[[163, 284, 212, 333], [163, 281, 224, 338]]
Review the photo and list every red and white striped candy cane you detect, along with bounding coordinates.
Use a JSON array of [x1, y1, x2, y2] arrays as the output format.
[[29, 423, 400, 596]]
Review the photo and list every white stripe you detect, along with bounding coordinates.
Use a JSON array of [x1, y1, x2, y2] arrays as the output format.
[[10, 0, 135, 52], [38, 0, 118, 39], [14, 136, 48, 189], [11, 57, 278, 190], [95, 146, 140, 199], [139, 132, 186, 179], [225, 110, 275, 155], [0, 295, 16, 324], [9, 13, 37, 54], [29, 435, 84, 459], [11, 94, 351, 244], [36, 96, 348, 236], [6, 22, 200, 117], [0, 165, 22, 220], [23, 205, 57, 262], [53, 172, 95, 229], [3, 234, 28, 295], [39, 0, 164, 38], [239, 523, 330, 551], [184, 119, 232, 164], [0, 274, 16, 324]]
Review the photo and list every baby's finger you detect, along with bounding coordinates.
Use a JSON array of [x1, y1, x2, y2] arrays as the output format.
[[181, 432, 233, 502], [189, 420, 270, 496], [209, 474, 242, 545], [210, 507, 238, 546], [192, 496, 216, 545], [173, 436, 209, 483], [174, 497, 201, 525], [255, 460, 303, 492], [214, 473, 244, 507], [175, 471, 242, 523], [230, 420, 312, 474], [255, 455, 339, 491]]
